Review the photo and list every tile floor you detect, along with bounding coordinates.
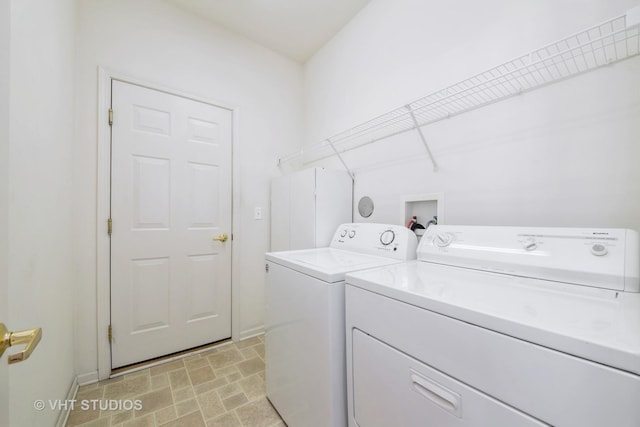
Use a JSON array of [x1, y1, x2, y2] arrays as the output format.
[[66, 335, 285, 427]]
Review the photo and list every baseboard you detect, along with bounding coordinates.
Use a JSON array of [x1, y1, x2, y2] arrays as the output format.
[[238, 325, 264, 341], [55, 376, 78, 427], [76, 371, 99, 386]]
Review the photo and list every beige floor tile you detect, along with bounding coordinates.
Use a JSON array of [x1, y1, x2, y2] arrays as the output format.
[[252, 343, 265, 360], [189, 365, 216, 386], [168, 368, 191, 390], [222, 393, 248, 412], [98, 375, 124, 386], [76, 386, 105, 401], [206, 411, 242, 427], [173, 386, 195, 402], [207, 347, 244, 368], [104, 375, 150, 399], [238, 374, 265, 401], [184, 355, 209, 371], [200, 342, 233, 357], [154, 405, 178, 425], [213, 365, 240, 378], [236, 357, 264, 377], [239, 347, 258, 360], [151, 373, 169, 390], [78, 382, 100, 391], [225, 372, 243, 384], [111, 409, 134, 425], [135, 386, 173, 417], [68, 335, 282, 427], [235, 398, 282, 427], [123, 413, 155, 427], [158, 410, 205, 427], [176, 398, 200, 417], [194, 377, 228, 395], [216, 382, 241, 400], [72, 418, 110, 427], [198, 389, 226, 420], [66, 402, 100, 426], [234, 336, 261, 349], [150, 360, 185, 376], [124, 370, 149, 381]]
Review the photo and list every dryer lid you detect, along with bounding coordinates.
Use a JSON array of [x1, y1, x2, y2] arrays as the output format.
[[418, 226, 640, 292]]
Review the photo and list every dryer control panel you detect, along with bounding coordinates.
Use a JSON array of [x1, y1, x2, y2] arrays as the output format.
[[418, 225, 640, 292], [331, 223, 418, 261]]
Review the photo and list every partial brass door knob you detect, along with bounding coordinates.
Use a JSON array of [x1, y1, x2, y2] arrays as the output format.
[[0, 323, 42, 364], [212, 233, 228, 243]]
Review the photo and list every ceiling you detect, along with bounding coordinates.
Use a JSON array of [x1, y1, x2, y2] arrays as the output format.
[[166, 0, 372, 62]]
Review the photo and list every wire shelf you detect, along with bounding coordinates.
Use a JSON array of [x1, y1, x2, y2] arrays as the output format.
[[278, 7, 640, 171]]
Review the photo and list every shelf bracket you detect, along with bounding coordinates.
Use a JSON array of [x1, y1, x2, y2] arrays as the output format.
[[277, 149, 303, 168], [327, 139, 354, 178], [407, 106, 439, 172]]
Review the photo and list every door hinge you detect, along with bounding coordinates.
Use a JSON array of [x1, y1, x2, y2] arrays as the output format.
[[108, 324, 113, 343], [265, 263, 269, 273], [108, 108, 113, 126], [107, 218, 112, 236]]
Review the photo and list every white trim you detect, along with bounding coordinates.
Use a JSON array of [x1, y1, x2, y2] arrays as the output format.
[[109, 341, 235, 379], [96, 67, 240, 380], [238, 325, 265, 341], [96, 67, 112, 381], [55, 376, 78, 427], [76, 371, 99, 387], [231, 107, 242, 343]]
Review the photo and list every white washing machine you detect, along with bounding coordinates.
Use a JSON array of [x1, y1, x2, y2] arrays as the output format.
[[265, 223, 418, 427], [345, 225, 640, 427]]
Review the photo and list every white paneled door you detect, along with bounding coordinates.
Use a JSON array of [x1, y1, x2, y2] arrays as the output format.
[[110, 80, 232, 368]]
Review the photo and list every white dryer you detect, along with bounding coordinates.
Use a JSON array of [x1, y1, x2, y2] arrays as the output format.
[[265, 223, 417, 427], [345, 225, 640, 427]]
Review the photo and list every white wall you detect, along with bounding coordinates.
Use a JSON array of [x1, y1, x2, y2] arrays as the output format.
[[0, 0, 10, 425], [8, 0, 77, 425], [74, 0, 303, 379], [303, 0, 640, 232]]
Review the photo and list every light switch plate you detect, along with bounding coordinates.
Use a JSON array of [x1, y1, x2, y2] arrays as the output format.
[[254, 207, 263, 220]]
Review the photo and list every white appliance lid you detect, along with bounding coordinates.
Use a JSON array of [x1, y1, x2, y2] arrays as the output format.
[[266, 248, 402, 283], [346, 261, 640, 375], [417, 225, 639, 292]]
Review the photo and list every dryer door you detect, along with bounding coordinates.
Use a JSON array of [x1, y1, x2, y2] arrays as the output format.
[[351, 329, 548, 427]]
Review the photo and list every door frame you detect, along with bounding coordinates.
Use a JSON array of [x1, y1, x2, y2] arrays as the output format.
[[96, 67, 241, 380]]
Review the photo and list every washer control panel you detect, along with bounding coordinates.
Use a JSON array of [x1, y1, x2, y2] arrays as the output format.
[[331, 223, 418, 260], [379, 230, 395, 246], [418, 225, 639, 292]]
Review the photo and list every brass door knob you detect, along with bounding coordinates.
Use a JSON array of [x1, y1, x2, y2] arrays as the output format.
[[0, 323, 42, 364], [212, 233, 228, 243]]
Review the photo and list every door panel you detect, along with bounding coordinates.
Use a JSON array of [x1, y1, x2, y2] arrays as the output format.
[[110, 80, 232, 368]]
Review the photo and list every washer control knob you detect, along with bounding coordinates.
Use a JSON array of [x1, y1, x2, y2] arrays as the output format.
[[380, 230, 395, 246], [340, 229, 347, 238], [435, 233, 454, 248], [591, 244, 608, 256], [522, 238, 538, 251], [348, 230, 356, 239]]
